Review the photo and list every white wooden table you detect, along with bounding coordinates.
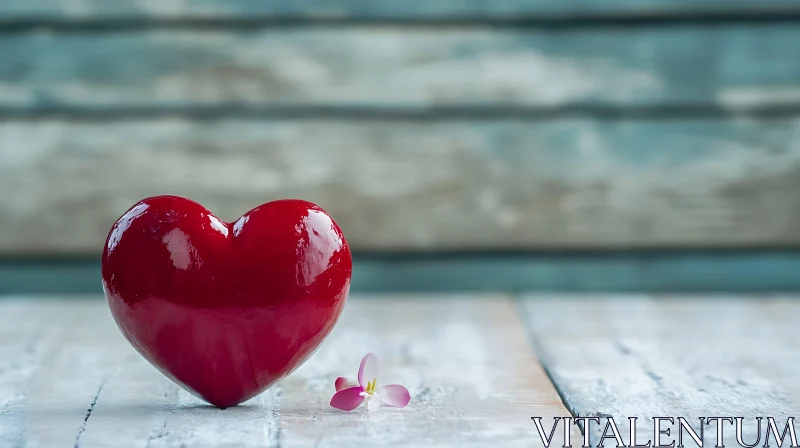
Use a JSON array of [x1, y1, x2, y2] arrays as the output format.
[[1, 294, 798, 447]]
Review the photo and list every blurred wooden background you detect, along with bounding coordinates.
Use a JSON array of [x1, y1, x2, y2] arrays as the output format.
[[2, 0, 800, 256], [3, 6, 800, 443]]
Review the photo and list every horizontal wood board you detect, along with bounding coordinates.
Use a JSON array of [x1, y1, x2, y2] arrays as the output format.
[[1, 26, 799, 110], [2, 118, 800, 253], [8, 251, 800, 294]]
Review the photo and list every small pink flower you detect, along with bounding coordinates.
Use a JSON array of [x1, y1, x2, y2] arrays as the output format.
[[330, 353, 410, 412]]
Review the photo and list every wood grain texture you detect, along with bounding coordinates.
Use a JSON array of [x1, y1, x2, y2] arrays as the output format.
[[3, 118, 800, 254], [2, 0, 799, 20], [1, 26, 799, 110], [0, 299, 129, 447], [519, 295, 800, 446], [0, 295, 576, 447]]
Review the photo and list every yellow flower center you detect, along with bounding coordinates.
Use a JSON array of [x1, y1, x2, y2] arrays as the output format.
[[365, 378, 377, 395]]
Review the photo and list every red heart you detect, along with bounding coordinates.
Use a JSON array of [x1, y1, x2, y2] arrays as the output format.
[[101, 196, 352, 408]]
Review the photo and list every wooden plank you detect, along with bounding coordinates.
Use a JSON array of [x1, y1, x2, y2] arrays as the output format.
[[3, 118, 800, 254], [9, 251, 800, 295], [1, 295, 577, 447], [519, 295, 800, 446], [1, 26, 800, 110], [2, 0, 799, 20], [0, 299, 58, 447], [0, 298, 125, 447]]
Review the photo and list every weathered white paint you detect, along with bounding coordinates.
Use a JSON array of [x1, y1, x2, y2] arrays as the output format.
[[519, 295, 800, 447], [1, 295, 576, 447], [0, 298, 120, 447], [2, 119, 800, 253]]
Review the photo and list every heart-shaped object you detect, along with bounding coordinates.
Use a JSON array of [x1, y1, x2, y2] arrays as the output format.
[[101, 196, 352, 408]]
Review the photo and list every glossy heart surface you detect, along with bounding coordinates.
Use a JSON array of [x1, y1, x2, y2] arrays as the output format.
[[101, 196, 352, 408]]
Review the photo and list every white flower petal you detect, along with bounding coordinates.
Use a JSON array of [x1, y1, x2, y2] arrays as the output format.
[[367, 397, 381, 412]]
